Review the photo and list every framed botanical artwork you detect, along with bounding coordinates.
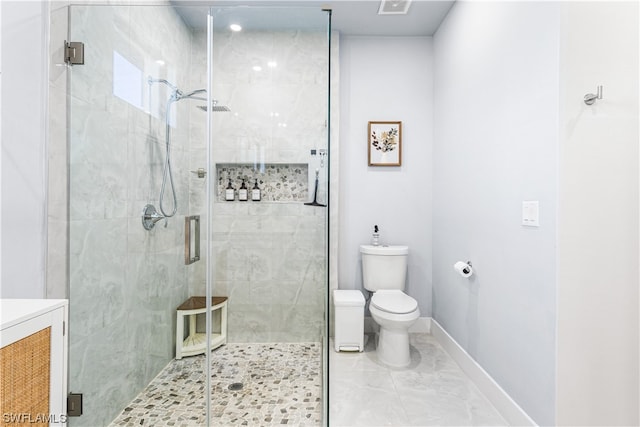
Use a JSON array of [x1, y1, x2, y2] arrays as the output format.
[[368, 121, 402, 166]]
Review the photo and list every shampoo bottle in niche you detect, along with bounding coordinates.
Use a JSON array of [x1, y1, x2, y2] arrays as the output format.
[[251, 179, 261, 201], [238, 179, 248, 201], [225, 179, 235, 201], [372, 225, 380, 246]]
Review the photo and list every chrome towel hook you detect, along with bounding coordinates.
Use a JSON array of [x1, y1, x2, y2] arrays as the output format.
[[584, 85, 603, 105]]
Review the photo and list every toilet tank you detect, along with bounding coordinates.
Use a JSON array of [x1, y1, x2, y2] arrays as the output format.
[[360, 245, 408, 292]]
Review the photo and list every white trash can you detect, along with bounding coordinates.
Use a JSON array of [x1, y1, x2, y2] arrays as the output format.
[[333, 289, 365, 352]]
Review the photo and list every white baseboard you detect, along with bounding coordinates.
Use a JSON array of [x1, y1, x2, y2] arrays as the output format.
[[409, 316, 432, 333], [431, 320, 537, 427], [363, 316, 432, 334]]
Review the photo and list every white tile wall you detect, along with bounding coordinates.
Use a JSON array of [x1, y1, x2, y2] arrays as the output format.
[[188, 28, 333, 343]]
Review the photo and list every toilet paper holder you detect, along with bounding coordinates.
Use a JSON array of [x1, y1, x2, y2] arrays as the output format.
[[453, 260, 473, 278], [462, 261, 472, 274]]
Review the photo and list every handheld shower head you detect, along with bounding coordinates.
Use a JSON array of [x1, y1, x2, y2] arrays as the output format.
[[147, 76, 231, 111]]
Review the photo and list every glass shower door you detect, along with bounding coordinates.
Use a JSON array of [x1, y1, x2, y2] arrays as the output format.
[[206, 6, 332, 426], [67, 4, 211, 425], [65, 4, 331, 426], [209, 6, 330, 343]]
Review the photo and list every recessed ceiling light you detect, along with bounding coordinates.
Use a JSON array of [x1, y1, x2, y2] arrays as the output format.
[[252, 65, 262, 72], [267, 61, 277, 68], [378, 0, 412, 15], [155, 59, 165, 66], [229, 24, 242, 32]]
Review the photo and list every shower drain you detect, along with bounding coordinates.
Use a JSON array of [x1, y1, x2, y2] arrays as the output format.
[[228, 382, 244, 391]]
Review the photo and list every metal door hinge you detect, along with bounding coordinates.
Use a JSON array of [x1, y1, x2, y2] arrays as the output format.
[[65, 41, 84, 65], [67, 393, 83, 417]]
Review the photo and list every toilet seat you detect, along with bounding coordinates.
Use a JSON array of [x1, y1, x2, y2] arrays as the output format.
[[371, 290, 418, 314]]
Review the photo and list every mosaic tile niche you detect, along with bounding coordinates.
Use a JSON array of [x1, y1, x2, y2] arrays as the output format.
[[217, 163, 309, 202]]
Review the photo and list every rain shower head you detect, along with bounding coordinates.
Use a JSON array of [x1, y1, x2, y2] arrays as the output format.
[[178, 93, 230, 111], [197, 102, 231, 112]]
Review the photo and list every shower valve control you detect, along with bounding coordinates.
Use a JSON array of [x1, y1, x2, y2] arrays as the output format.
[[191, 168, 206, 178]]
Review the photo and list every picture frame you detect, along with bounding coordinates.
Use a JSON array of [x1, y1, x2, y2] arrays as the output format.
[[368, 121, 402, 166]]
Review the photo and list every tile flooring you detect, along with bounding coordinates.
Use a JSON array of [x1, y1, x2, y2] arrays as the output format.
[[110, 334, 506, 426], [109, 342, 322, 426], [329, 333, 507, 426]]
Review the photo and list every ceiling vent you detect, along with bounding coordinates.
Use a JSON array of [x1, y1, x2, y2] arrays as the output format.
[[378, 0, 412, 15]]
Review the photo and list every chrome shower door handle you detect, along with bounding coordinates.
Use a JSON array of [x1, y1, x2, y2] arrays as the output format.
[[184, 215, 200, 265]]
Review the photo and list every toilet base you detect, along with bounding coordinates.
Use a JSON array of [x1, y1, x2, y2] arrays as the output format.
[[377, 327, 411, 367], [369, 299, 419, 368]]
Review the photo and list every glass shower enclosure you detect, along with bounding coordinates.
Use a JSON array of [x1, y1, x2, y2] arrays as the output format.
[[65, 4, 331, 426]]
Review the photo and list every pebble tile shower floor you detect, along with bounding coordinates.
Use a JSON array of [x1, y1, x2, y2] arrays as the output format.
[[109, 342, 322, 427]]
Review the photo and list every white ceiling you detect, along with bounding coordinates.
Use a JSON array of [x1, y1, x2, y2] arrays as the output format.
[[171, 0, 455, 36]]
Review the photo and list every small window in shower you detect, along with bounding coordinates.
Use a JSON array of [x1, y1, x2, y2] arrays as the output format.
[[113, 50, 143, 110]]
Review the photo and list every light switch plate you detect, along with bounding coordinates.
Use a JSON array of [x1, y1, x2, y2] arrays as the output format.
[[522, 201, 539, 227]]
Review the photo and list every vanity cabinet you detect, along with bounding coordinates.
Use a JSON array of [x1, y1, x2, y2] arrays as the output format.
[[1, 299, 68, 426]]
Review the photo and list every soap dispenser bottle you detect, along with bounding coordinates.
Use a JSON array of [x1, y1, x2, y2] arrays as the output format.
[[238, 179, 248, 201], [225, 179, 235, 201], [251, 179, 261, 201], [372, 225, 380, 246]]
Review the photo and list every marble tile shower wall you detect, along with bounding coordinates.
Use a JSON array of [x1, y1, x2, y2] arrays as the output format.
[[211, 202, 327, 342], [67, 6, 198, 426], [187, 29, 330, 342]]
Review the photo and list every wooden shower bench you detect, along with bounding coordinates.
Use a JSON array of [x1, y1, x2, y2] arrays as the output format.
[[176, 296, 227, 359]]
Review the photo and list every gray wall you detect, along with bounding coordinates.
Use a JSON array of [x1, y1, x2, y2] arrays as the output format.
[[557, 2, 639, 425], [432, 2, 559, 425], [338, 36, 433, 316]]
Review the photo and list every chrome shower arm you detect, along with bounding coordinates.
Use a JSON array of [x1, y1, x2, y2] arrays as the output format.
[[148, 76, 183, 97], [179, 89, 207, 100]]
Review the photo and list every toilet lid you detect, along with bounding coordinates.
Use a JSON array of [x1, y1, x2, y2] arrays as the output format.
[[371, 290, 418, 314]]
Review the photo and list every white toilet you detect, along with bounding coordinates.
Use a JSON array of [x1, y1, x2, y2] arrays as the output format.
[[361, 244, 419, 367]]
